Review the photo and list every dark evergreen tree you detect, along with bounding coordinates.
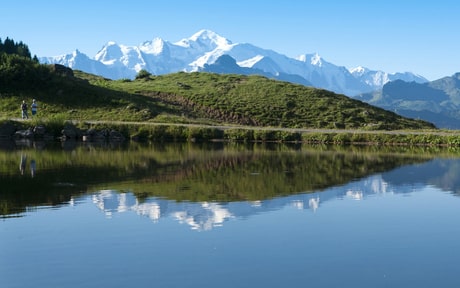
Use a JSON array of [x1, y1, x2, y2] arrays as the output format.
[[0, 37, 32, 59], [3, 37, 15, 54], [16, 41, 31, 58]]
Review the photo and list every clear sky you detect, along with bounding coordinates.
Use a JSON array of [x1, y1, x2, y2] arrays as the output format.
[[1, 0, 459, 81]]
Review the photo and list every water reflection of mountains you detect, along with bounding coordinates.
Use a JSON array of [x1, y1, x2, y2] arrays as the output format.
[[1, 142, 459, 218], [91, 162, 447, 231]]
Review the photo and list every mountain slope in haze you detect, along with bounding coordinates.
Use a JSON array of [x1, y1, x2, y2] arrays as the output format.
[[39, 29, 427, 96], [355, 73, 460, 129], [200, 54, 312, 86]]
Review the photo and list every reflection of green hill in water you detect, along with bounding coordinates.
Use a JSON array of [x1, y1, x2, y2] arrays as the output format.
[[130, 149, 429, 202], [0, 142, 445, 217]]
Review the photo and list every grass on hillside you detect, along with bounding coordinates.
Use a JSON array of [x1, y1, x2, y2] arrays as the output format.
[[0, 59, 435, 131], [90, 71, 435, 130]]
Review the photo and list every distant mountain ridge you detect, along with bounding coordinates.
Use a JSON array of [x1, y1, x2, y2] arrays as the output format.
[[355, 73, 460, 129], [200, 54, 312, 86], [39, 29, 427, 96]]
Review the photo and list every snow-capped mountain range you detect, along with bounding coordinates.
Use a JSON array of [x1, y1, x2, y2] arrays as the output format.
[[40, 29, 427, 96]]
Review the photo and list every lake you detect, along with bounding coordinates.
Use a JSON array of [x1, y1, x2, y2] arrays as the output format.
[[1, 140, 460, 288]]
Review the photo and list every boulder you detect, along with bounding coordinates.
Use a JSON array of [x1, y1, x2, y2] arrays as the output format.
[[49, 64, 74, 77], [33, 125, 47, 137], [14, 128, 34, 139], [61, 123, 81, 139]]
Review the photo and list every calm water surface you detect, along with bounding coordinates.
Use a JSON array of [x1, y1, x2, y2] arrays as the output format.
[[1, 141, 460, 288]]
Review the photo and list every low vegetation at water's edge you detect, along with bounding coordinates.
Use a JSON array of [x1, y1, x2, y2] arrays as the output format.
[[2, 118, 460, 147]]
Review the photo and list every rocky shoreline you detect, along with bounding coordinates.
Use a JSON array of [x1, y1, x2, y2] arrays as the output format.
[[0, 121, 126, 142]]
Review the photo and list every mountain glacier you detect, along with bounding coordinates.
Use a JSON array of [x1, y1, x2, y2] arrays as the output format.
[[39, 29, 428, 96]]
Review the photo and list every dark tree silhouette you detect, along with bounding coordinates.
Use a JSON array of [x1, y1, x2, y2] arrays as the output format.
[[0, 37, 32, 59]]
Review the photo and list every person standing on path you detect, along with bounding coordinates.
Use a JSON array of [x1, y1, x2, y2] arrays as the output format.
[[21, 100, 28, 119], [31, 99, 38, 116]]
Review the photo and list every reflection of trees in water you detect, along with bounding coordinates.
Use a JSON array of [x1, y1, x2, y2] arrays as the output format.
[[0, 177, 87, 218], [0, 143, 438, 218], [138, 151, 430, 202]]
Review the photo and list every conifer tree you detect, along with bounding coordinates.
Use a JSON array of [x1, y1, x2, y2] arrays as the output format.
[[0, 37, 32, 59]]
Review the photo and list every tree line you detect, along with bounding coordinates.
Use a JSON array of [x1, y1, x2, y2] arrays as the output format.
[[0, 37, 54, 92], [0, 37, 36, 60]]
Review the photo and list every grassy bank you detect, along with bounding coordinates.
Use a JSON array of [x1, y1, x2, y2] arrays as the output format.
[[4, 118, 460, 147]]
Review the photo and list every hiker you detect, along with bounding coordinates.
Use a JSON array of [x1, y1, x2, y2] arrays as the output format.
[[31, 99, 38, 116], [21, 100, 28, 119]]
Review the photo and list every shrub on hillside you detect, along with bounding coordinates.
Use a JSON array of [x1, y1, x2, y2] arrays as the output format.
[[135, 69, 152, 80]]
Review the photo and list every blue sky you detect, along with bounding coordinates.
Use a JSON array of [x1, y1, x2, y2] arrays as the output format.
[[2, 0, 459, 81]]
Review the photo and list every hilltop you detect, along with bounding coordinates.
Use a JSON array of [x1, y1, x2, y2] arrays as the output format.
[[0, 53, 434, 131]]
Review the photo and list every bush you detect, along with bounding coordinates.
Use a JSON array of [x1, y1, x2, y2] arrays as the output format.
[[276, 131, 302, 142], [43, 114, 67, 136], [165, 125, 188, 141], [131, 126, 151, 141], [188, 127, 224, 141], [302, 133, 333, 144], [224, 129, 254, 142], [135, 69, 152, 80], [254, 130, 277, 142], [332, 133, 351, 144]]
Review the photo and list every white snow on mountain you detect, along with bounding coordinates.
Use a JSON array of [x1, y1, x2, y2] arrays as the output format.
[[349, 66, 428, 88], [349, 66, 367, 76], [139, 38, 165, 55], [297, 53, 323, 67], [188, 43, 235, 70], [39, 29, 428, 96], [178, 29, 232, 48], [237, 55, 264, 67]]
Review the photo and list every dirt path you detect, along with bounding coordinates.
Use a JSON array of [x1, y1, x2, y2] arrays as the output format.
[[11, 117, 460, 137], [80, 120, 460, 136]]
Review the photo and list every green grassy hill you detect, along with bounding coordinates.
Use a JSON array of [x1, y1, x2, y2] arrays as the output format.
[[0, 54, 435, 130]]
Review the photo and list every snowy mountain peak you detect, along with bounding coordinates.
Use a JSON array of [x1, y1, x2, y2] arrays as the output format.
[[175, 29, 231, 50], [95, 42, 124, 64], [139, 37, 165, 55], [190, 29, 232, 46], [349, 66, 368, 76]]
